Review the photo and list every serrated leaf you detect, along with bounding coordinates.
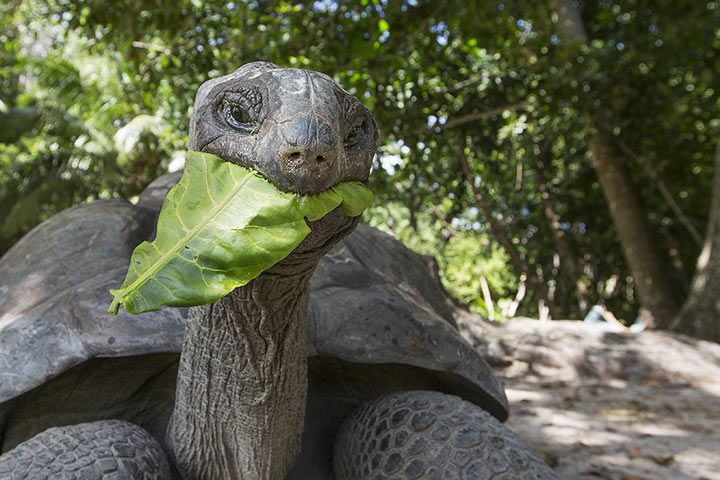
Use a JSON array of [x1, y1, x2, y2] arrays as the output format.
[[108, 151, 372, 315]]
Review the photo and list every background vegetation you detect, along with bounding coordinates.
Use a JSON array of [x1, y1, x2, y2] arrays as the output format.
[[1, 0, 719, 337]]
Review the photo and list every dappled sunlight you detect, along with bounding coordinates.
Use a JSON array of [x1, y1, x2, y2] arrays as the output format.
[[506, 379, 720, 479], [505, 387, 552, 404], [474, 319, 720, 479]]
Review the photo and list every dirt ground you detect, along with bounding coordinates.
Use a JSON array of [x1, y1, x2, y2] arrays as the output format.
[[457, 318, 720, 480]]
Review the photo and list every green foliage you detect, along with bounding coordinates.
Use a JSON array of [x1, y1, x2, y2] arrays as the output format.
[[441, 234, 515, 317], [109, 151, 373, 314], [365, 202, 514, 318], [3, 0, 719, 321]]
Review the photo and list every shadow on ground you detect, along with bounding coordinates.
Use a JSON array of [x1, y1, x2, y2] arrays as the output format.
[[458, 318, 720, 480]]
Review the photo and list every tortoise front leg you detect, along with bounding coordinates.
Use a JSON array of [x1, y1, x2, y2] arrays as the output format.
[[0, 420, 171, 479], [333, 390, 557, 480]]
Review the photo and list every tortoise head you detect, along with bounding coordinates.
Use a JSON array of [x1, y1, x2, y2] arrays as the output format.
[[189, 61, 378, 257], [189, 61, 377, 196]]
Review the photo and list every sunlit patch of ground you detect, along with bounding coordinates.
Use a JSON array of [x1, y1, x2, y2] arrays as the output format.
[[458, 318, 720, 480]]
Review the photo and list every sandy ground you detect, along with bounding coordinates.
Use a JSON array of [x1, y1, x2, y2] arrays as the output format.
[[458, 318, 720, 480]]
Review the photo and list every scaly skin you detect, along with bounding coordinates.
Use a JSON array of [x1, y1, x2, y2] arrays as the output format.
[[0, 420, 170, 480], [334, 391, 558, 480]]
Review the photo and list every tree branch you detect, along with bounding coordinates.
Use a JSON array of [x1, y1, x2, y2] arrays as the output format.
[[416, 102, 526, 135]]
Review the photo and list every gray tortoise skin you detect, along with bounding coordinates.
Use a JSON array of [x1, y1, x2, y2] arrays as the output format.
[[0, 63, 556, 479], [334, 391, 554, 480], [0, 421, 170, 480]]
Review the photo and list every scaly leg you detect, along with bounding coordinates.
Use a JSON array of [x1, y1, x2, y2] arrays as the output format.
[[0, 420, 171, 479], [334, 390, 557, 480]]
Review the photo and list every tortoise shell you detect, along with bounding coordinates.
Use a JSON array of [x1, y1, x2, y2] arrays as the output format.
[[0, 174, 507, 468]]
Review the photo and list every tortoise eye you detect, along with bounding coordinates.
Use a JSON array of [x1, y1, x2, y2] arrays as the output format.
[[224, 104, 254, 131]]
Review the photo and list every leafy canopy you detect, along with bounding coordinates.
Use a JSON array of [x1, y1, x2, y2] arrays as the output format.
[[2, 0, 719, 321]]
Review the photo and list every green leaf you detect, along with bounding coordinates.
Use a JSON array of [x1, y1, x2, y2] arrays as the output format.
[[333, 181, 375, 217], [108, 151, 372, 315], [298, 188, 342, 221], [378, 19, 389, 33]]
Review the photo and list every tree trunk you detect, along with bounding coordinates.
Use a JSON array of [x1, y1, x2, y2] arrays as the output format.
[[588, 135, 680, 327], [672, 144, 720, 341], [548, 0, 679, 327]]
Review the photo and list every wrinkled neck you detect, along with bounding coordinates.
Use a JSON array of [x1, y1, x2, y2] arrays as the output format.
[[168, 258, 317, 480], [167, 212, 357, 479]]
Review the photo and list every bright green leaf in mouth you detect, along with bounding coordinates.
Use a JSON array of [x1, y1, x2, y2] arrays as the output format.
[[108, 151, 373, 315]]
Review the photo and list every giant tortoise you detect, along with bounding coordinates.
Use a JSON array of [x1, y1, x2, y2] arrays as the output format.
[[0, 62, 556, 479]]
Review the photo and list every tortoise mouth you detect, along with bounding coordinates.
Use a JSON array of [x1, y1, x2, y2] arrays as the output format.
[[194, 147, 369, 197]]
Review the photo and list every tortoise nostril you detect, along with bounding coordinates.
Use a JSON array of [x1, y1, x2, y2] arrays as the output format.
[[279, 146, 335, 171]]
